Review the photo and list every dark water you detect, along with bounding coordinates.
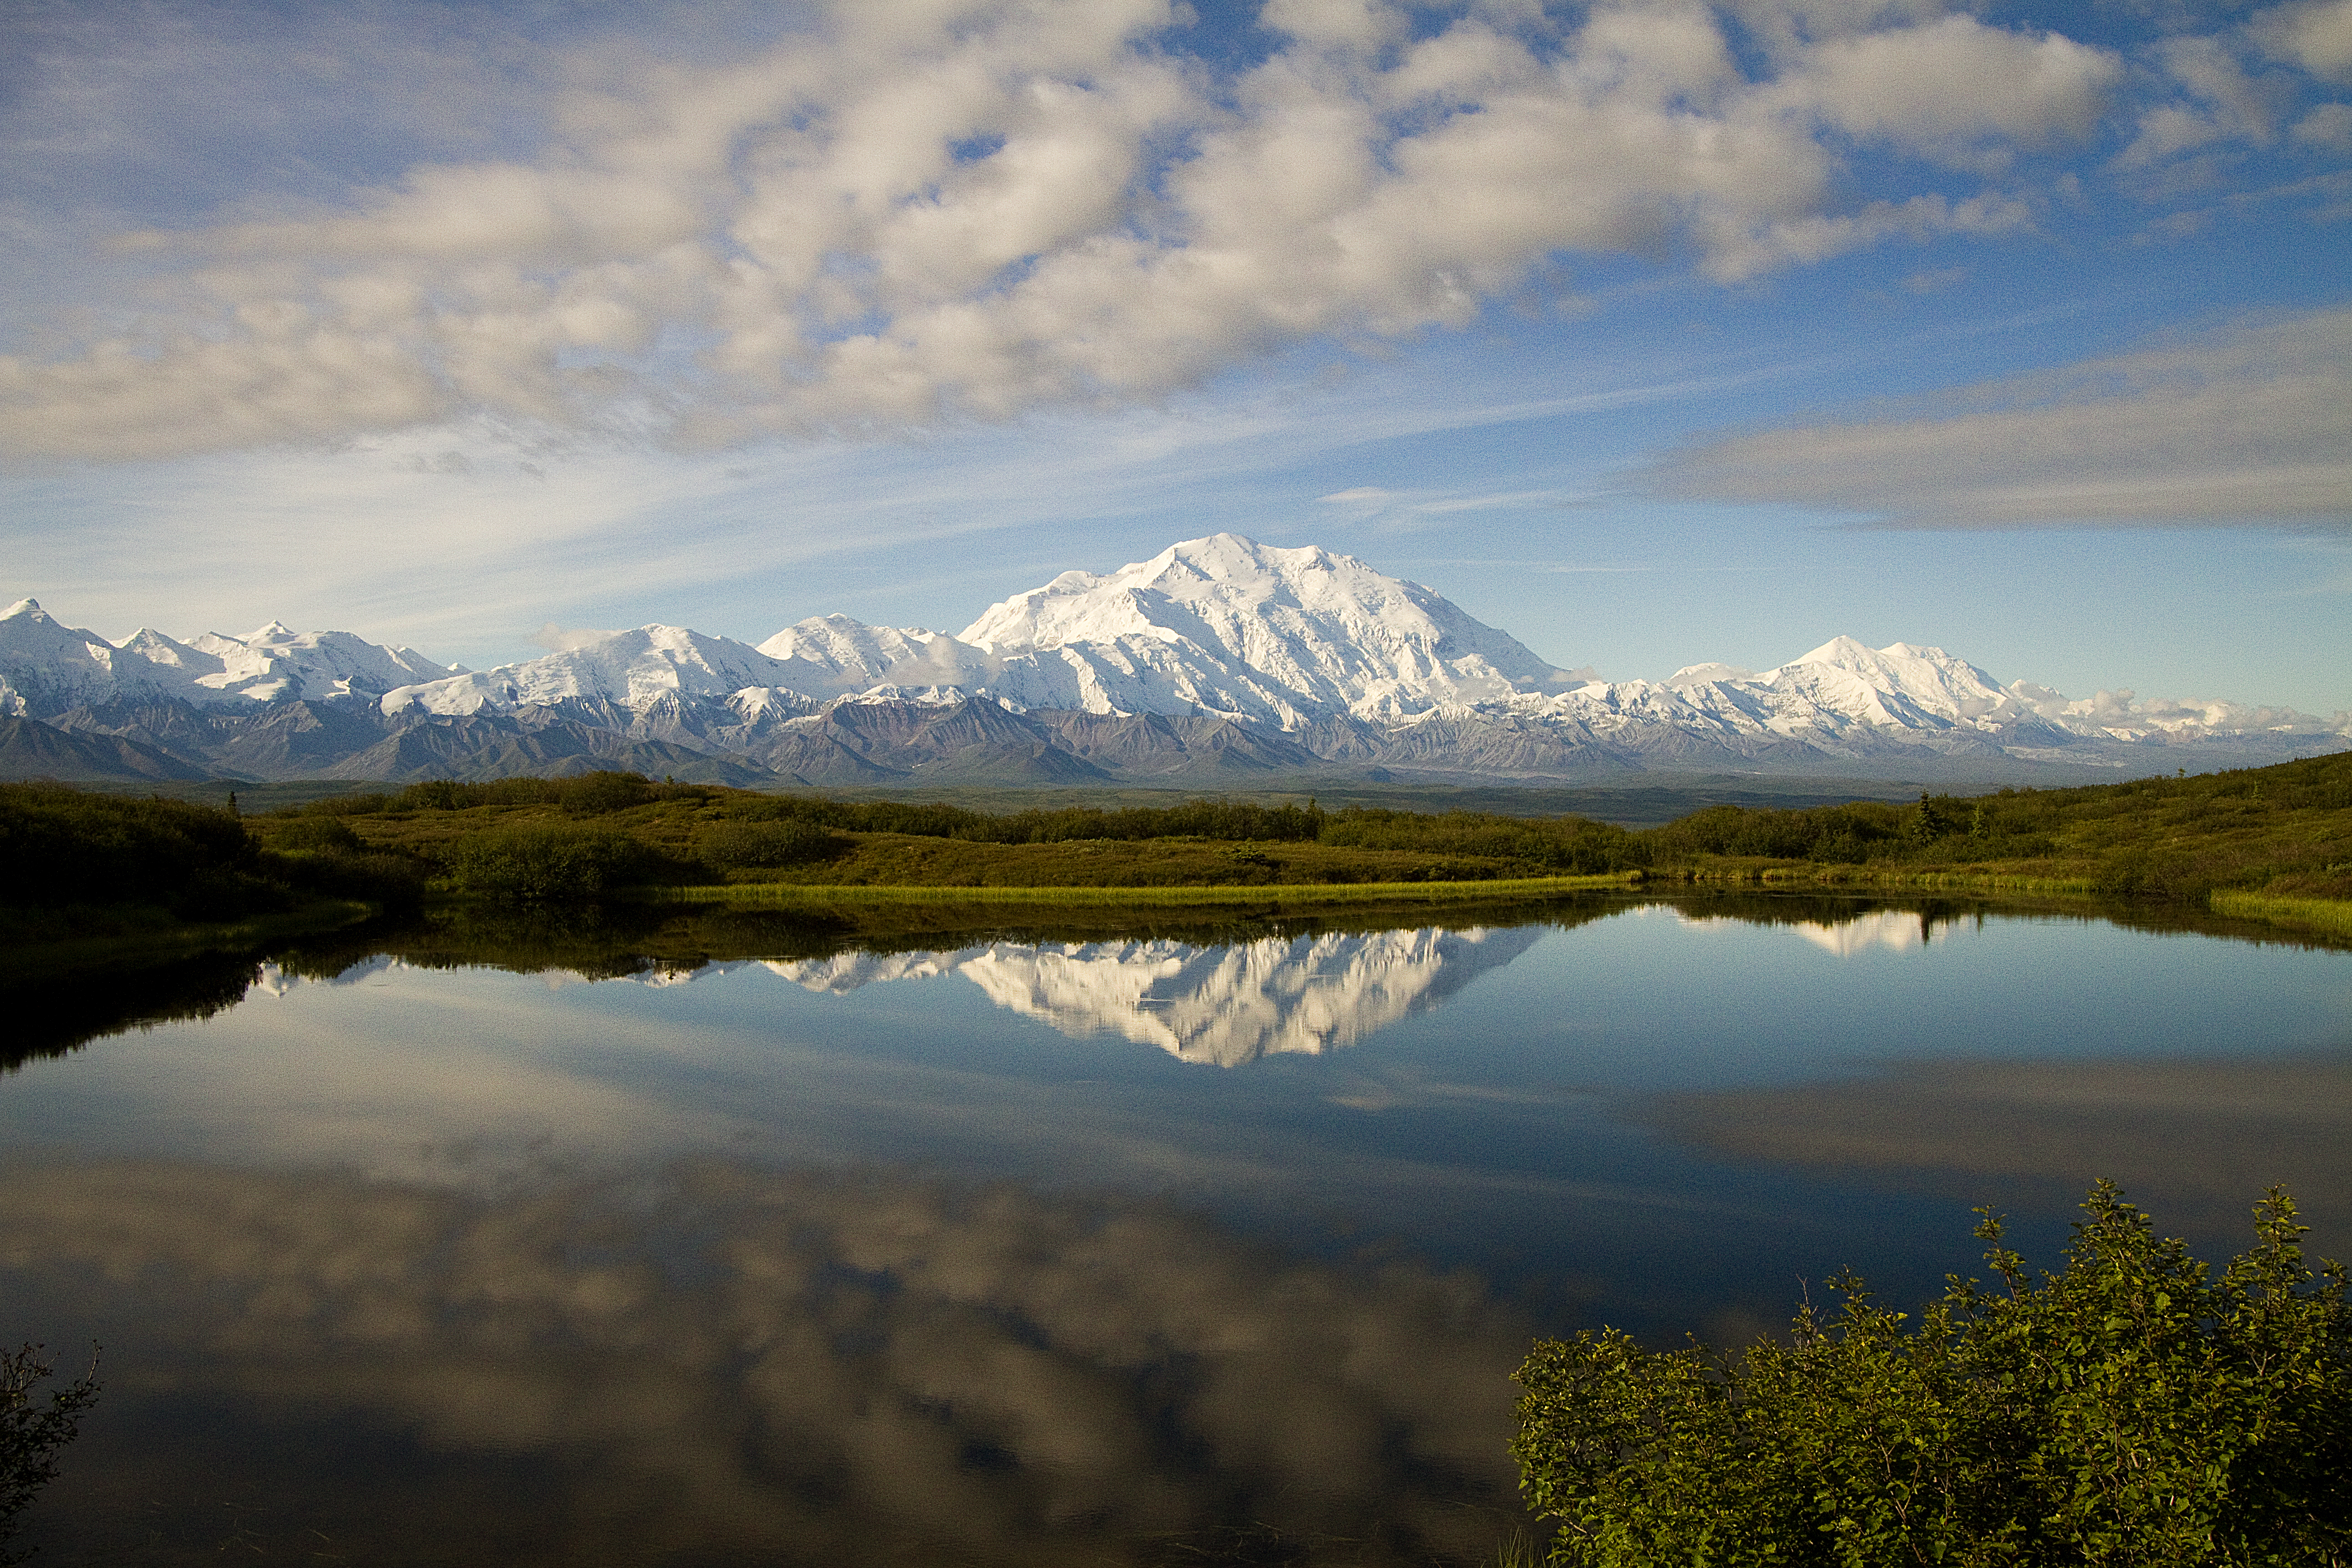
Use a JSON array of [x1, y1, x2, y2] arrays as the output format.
[[4, 896, 2348, 1564]]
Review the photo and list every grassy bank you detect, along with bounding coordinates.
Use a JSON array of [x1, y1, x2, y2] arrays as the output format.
[[1609, 750, 2351, 940], [10, 749, 2349, 956], [645, 872, 1631, 909], [2209, 890, 2352, 940], [0, 782, 421, 986]]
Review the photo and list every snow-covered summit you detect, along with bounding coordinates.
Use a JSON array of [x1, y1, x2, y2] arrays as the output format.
[[0, 598, 178, 714], [950, 533, 1578, 725], [1665, 662, 1755, 688], [7, 540, 2343, 786], [155, 622, 453, 703], [381, 625, 800, 715], [1751, 637, 2029, 733], [755, 615, 996, 699], [0, 596, 458, 715]]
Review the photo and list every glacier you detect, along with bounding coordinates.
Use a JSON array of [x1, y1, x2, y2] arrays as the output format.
[[4, 537, 2344, 785]]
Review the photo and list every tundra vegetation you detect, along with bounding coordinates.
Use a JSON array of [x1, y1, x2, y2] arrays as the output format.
[[1513, 1184, 2352, 1567], [3, 751, 2347, 963]]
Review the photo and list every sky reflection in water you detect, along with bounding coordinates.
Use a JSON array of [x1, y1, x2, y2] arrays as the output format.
[[3, 898, 2347, 1564]]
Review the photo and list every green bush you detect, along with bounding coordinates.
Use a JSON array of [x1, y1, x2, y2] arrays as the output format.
[[0, 784, 288, 919], [289, 792, 394, 817], [693, 818, 839, 869], [1513, 1183, 2351, 1567], [387, 777, 567, 812], [261, 847, 427, 909], [560, 770, 655, 815], [2, 1341, 98, 1563], [0, 784, 257, 904], [267, 815, 363, 854], [441, 827, 643, 902]]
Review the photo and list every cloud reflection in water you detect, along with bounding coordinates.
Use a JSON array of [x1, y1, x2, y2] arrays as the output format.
[[3, 1158, 1532, 1566]]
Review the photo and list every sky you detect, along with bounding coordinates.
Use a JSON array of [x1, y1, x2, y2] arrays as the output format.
[[1, 0, 2347, 713]]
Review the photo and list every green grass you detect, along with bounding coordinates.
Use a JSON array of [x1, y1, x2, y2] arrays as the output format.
[[14, 752, 2352, 948], [644, 872, 1632, 909], [1624, 751, 2352, 940], [2210, 890, 2352, 940]]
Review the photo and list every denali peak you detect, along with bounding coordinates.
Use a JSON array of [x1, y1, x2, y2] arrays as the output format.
[[3, 539, 2344, 784]]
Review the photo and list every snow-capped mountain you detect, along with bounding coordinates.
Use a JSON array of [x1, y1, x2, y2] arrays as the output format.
[[4, 538, 2344, 785], [951, 534, 1583, 725], [382, 625, 803, 716], [755, 615, 995, 700], [1, 598, 455, 715], [368, 535, 1582, 729]]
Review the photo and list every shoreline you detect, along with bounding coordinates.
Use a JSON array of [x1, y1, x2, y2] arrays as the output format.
[[628, 873, 1639, 910]]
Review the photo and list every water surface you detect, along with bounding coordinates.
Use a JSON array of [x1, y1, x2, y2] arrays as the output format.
[[5, 895, 2347, 1564]]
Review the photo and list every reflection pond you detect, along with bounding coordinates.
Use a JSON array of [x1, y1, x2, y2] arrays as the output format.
[[5, 893, 2350, 1565]]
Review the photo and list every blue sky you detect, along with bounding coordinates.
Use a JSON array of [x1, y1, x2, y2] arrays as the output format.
[[2, 0, 2347, 712]]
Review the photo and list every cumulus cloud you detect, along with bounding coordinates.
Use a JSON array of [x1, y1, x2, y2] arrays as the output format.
[[2298, 99, 2352, 148], [2117, 34, 2296, 167], [0, 0, 2126, 461], [1648, 307, 2352, 528], [1771, 13, 2118, 167], [2112, 0, 2352, 175], [2252, 0, 2352, 80]]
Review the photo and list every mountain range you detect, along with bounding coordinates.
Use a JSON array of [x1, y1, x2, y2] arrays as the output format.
[[5, 534, 2344, 788]]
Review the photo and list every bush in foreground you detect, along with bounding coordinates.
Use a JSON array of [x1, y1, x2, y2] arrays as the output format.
[[693, 817, 839, 870], [1513, 1183, 2351, 1566], [441, 826, 647, 902], [2, 1342, 98, 1564], [0, 784, 263, 915]]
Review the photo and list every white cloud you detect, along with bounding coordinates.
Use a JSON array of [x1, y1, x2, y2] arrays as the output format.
[[2252, 0, 2352, 80], [0, 0, 2125, 462], [1776, 14, 2120, 167], [2297, 99, 2352, 148], [2117, 35, 2294, 167], [1650, 307, 2352, 528], [1901, 264, 1966, 292]]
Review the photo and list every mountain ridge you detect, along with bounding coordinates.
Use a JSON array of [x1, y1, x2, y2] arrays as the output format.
[[5, 539, 2344, 785]]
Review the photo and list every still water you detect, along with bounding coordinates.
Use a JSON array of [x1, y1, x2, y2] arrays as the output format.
[[4, 895, 2349, 1564]]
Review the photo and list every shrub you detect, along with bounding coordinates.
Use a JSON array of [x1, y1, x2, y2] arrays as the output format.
[[1512, 1182, 2352, 1567], [387, 778, 568, 812], [2, 1341, 98, 1563], [442, 827, 643, 902], [693, 818, 839, 869], [289, 792, 393, 817], [0, 784, 287, 918], [395, 779, 466, 812], [267, 815, 363, 854], [0, 785, 258, 906], [263, 847, 428, 909], [560, 770, 655, 816]]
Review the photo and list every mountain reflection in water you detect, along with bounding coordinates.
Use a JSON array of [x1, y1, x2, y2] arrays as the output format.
[[5, 1158, 1530, 1567], [751, 926, 1544, 1067], [7, 894, 2348, 1563]]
